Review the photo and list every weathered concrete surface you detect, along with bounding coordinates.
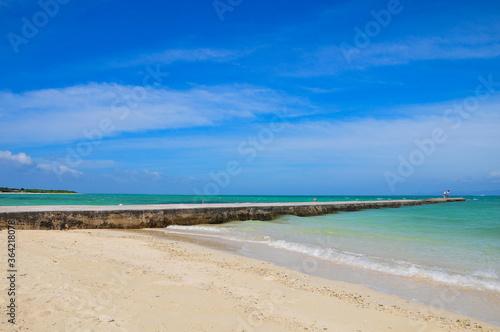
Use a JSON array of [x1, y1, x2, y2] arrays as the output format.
[[0, 198, 465, 230]]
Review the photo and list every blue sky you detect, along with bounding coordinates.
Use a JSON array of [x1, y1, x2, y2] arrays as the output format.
[[1, 0, 499, 195]]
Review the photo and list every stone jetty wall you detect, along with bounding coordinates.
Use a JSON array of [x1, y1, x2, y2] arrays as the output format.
[[0, 198, 465, 230]]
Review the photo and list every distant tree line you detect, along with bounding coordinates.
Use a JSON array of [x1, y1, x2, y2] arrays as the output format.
[[0, 187, 77, 193]]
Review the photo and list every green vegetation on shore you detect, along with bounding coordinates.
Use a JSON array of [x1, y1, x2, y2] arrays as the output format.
[[0, 187, 77, 194]]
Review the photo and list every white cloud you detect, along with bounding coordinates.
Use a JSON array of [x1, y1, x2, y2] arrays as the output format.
[[0, 150, 33, 165], [344, 36, 500, 66], [0, 150, 82, 177], [96, 93, 500, 166], [143, 169, 162, 181], [109, 48, 252, 68], [487, 171, 500, 182], [0, 83, 310, 144], [95, 99, 500, 185], [37, 163, 83, 176], [103, 168, 165, 183], [290, 29, 500, 76], [131, 48, 247, 66]]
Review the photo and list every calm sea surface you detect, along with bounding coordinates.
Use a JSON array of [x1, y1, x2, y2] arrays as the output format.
[[2, 194, 499, 324], [0, 193, 434, 205]]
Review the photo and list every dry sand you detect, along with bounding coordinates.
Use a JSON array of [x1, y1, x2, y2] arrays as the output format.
[[0, 229, 498, 332]]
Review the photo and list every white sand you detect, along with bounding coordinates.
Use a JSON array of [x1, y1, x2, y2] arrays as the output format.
[[0, 229, 497, 331]]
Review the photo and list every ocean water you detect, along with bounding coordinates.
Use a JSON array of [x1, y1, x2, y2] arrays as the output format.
[[161, 196, 500, 325], [0, 193, 433, 206], [2, 194, 499, 324]]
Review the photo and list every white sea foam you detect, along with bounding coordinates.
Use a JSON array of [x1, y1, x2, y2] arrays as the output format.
[[472, 269, 498, 279], [164, 225, 500, 293], [166, 225, 228, 233], [265, 239, 500, 292], [164, 230, 251, 245]]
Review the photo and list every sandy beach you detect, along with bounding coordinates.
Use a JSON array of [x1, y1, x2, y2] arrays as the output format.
[[0, 229, 497, 332]]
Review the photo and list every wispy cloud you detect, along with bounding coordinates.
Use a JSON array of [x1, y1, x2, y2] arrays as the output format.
[[289, 28, 500, 76], [102, 168, 166, 183], [345, 36, 500, 66], [118, 48, 250, 67], [299, 86, 342, 94], [37, 163, 83, 177], [95, 96, 500, 177], [143, 169, 162, 181], [487, 171, 500, 182], [0, 83, 310, 144]]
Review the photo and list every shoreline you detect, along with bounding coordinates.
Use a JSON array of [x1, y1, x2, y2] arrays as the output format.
[[1, 229, 497, 331], [0, 192, 80, 195], [154, 226, 500, 326]]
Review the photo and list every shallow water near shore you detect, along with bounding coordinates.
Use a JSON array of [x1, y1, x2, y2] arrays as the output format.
[[161, 196, 500, 325]]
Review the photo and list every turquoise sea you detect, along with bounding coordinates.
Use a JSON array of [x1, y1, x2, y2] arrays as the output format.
[[2, 194, 499, 324], [0, 193, 435, 206], [162, 195, 499, 325]]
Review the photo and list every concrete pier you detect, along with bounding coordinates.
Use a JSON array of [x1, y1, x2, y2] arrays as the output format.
[[0, 198, 465, 230]]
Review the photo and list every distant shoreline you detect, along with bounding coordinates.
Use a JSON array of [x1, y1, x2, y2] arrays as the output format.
[[0, 192, 80, 195]]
